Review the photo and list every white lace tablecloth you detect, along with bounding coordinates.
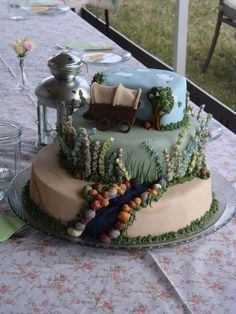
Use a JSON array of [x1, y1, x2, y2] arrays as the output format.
[[0, 2, 236, 313]]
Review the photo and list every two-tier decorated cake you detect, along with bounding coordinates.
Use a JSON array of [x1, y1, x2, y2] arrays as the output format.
[[26, 67, 218, 246]]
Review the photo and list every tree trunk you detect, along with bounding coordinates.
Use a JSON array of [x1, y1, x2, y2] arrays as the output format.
[[154, 108, 161, 130]]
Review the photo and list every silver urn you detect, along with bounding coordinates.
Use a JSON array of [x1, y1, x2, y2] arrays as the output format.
[[35, 51, 90, 146]]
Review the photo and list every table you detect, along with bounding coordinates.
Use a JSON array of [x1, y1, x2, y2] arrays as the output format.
[[0, 3, 236, 313]]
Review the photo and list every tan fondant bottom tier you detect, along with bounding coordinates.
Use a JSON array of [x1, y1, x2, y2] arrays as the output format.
[[30, 142, 212, 237]]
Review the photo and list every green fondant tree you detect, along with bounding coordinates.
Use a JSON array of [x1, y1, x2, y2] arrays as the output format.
[[91, 72, 104, 85], [147, 87, 174, 130]]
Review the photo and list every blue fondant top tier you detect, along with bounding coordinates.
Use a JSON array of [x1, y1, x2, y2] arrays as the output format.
[[103, 67, 187, 126]]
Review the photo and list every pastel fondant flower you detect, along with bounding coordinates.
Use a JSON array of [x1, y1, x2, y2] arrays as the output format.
[[91, 127, 97, 135], [75, 222, 86, 231]]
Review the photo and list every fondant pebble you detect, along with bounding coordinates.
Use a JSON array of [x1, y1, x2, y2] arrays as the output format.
[[91, 200, 101, 210], [83, 185, 92, 194], [201, 167, 209, 175], [92, 182, 103, 191], [109, 228, 120, 239], [117, 188, 125, 196], [102, 191, 109, 198], [75, 222, 86, 231], [158, 178, 166, 188], [153, 183, 162, 190], [84, 209, 96, 220], [108, 188, 117, 197], [82, 217, 90, 224], [67, 227, 82, 238], [141, 192, 148, 202], [120, 183, 127, 191], [100, 233, 111, 243], [134, 197, 142, 205], [125, 181, 131, 189], [118, 211, 131, 222], [88, 189, 98, 197], [115, 221, 125, 230]]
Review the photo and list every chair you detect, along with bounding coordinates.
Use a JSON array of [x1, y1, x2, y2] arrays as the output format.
[[202, 0, 236, 72]]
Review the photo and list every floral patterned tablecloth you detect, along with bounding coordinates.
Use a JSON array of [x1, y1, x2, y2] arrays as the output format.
[[0, 2, 236, 313]]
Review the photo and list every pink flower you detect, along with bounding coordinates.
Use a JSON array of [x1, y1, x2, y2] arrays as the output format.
[[207, 271, 214, 277], [59, 274, 66, 282], [0, 286, 9, 294], [160, 290, 172, 298], [211, 282, 224, 290], [161, 256, 171, 265], [82, 262, 92, 270], [176, 304, 183, 309], [134, 305, 147, 313], [113, 265, 121, 273], [191, 295, 201, 304], [23, 42, 33, 51], [192, 306, 199, 312], [42, 300, 49, 306], [28, 272, 37, 280], [103, 302, 113, 310], [11, 37, 36, 57], [32, 307, 40, 312], [67, 288, 73, 293], [180, 247, 193, 254], [212, 249, 222, 257]]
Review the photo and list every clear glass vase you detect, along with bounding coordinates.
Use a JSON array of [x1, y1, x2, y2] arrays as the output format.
[[15, 57, 31, 91], [0, 120, 22, 201]]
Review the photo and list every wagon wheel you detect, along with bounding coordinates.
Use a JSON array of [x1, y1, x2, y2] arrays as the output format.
[[118, 121, 131, 133], [96, 119, 110, 131]]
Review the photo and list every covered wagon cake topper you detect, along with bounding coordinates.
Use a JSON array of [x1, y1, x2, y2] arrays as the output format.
[[89, 82, 142, 133]]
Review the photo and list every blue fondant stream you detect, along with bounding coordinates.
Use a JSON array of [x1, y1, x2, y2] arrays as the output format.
[[81, 183, 150, 238]]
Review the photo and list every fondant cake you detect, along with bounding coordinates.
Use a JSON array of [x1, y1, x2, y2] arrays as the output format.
[[102, 67, 187, 126], [27, 67, 218, 245]]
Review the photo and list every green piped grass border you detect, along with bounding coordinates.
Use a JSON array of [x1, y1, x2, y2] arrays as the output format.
[[116, 197, 219, 245], [22, 173, 216, 246], [116, 172, 212, 244], [160, 111, 189, 131], [22, 182, 67, 234]]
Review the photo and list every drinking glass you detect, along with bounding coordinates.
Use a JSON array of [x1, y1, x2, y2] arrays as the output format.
[[0, 120, 22, 201], [8, 0, 29, 20]]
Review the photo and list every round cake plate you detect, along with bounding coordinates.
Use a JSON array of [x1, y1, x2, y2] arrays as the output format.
[[81, 51, 132, 65], [8, 167, 236, 249], [30, 4, 70, 15]]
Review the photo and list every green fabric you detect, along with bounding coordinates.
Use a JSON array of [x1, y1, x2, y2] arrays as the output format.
[[28, 0, 58, 5], [64, 41, 114, 51], [0, 213, 25, 242]]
